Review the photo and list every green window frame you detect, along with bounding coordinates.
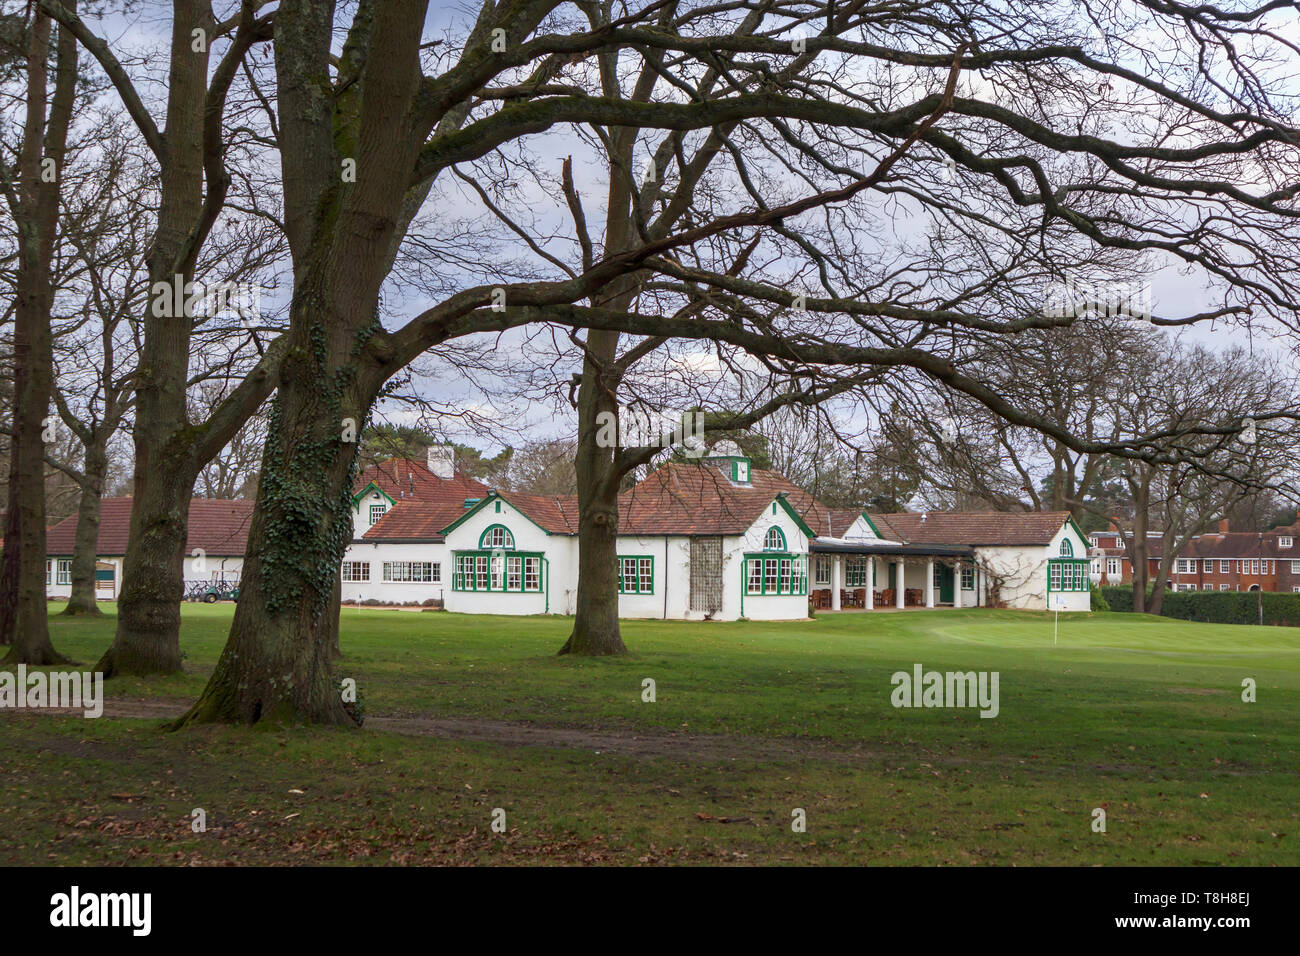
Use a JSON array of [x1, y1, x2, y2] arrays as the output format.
[[742, 554, 809, 596], [1047, 558, 1090, 592], [763, 526, 787, 551], [452, 550, 544, 592], [845, 557, 871, 587], [479, 524, 515, 550], [617, 555, 654, 594], [1059, 539, 1074, 557]]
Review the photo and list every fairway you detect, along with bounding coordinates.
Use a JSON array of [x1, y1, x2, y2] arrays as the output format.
[[3, 604, 1297, 865]]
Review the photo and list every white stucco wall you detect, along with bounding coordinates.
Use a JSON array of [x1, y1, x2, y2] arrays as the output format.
[[441, 499, 570, 615], [340, 541, 450, 604], [353, 488, 395, 538], [975, 523, 1091, 611], [616, 535, 679, 619], [731, 503, 811, 620]]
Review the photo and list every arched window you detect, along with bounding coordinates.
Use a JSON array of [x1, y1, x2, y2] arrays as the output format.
[[764, 527, 787, 551], [479, 525, 515, 550], [1060, 539, 1073, 557]]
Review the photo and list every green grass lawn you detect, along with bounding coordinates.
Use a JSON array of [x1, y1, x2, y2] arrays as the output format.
[[2, 603, 1297, 865]]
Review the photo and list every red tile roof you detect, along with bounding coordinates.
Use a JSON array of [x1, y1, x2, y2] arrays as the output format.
[[354, 457, 489, 506], [866, 513, 904, 541], [45, 498, 254, 556], [875, 510, 1073, 547], [616, 462, 829, 536], [495, 492, 582, 535], [361, 500, 475, 541]]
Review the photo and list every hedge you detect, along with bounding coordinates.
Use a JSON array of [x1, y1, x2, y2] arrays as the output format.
[[1099, 585, 1300, 627]]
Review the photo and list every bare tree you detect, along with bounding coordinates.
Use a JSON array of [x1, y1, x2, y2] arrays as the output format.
[[0, 0, 77, 662], [39, 0, 283, 675]]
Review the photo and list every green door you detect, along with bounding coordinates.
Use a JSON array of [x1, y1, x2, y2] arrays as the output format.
[[935, 563, 954, 603], [888, 563, 897, 590]]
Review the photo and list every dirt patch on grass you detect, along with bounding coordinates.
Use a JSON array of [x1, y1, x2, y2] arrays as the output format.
[[43, 697, 893, 766], [369, 713, 885, 765]]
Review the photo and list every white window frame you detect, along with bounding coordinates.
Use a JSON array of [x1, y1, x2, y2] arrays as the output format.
[[383, 561, 437, 583], [1281, 536, 1293, 549], [1106, 558, 1120, 576], [813, 555, 831, 587], [56, 558, 72, 585], [341, 561, 370, 582]]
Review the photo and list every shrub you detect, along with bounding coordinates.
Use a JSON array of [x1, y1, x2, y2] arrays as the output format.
[[1100, 586, 1133, 612], [1089, 584, 1110, 612], [1101, 585, 1300, 627]]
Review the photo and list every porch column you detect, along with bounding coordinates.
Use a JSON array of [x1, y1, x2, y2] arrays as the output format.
[[895, 559, 905, 608], [925, 559, 935, 607], [831, 555, 842, 611], [866, 559, 874, 610]]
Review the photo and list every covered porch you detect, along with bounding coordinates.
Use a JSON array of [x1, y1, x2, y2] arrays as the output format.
[[808, 540, 981, 611]]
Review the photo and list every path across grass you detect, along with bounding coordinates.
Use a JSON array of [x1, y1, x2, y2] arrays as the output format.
[[2, 604, 1297, 865]]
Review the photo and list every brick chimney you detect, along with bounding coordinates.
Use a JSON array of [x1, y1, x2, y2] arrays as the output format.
[[1218, 518, 1230, 534]]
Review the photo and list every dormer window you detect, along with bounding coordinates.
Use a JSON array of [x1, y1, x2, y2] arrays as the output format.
[[1281, 536, 1293, 549], [369, 504, 387, 525], [764, 527, 787, 551], [480, 525, 515, 550], [735, 459, 749, 483]]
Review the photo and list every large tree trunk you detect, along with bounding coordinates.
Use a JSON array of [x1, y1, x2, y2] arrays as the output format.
[[2, 293, 65, 663], [3, 7, 75, 666], [560, 332, 627, 657], [63, 441, 108, 616], [172, 310, 372, 726], [98, 0, 211, 676], [96, 454, 198, 675]]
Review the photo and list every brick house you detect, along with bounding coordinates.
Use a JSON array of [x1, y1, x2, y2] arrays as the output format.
[[1088, 517, 1300, 593]]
